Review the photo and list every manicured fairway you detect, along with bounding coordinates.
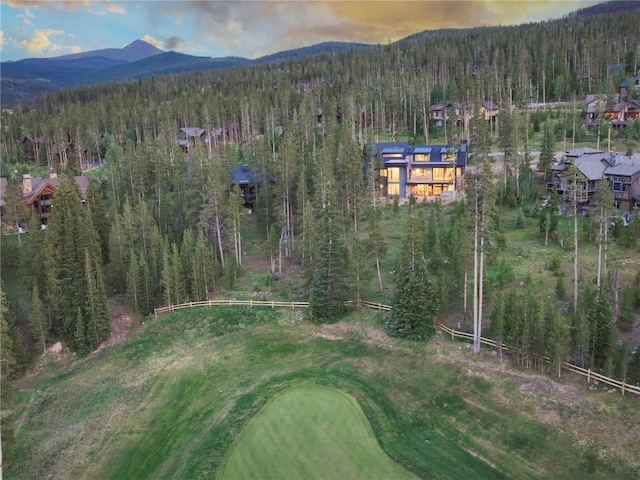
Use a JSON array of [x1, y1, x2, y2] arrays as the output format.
[[219, 385, 417, 480]]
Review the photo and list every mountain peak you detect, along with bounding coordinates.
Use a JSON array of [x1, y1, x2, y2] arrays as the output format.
[[123, 39, 164, 55]]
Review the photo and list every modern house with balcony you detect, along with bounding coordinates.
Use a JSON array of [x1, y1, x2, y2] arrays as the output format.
[[367, 141, 467, 199]]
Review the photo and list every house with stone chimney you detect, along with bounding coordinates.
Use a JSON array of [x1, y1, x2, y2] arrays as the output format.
[[0, 169, 89, 226]]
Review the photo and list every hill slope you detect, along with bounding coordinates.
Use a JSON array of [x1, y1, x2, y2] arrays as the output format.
[[6, 307, 640, 479]]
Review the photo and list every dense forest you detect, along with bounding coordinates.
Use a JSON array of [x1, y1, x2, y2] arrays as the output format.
[[2, 6, 640, 433]]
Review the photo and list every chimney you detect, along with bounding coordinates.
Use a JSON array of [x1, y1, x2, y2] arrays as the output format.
[[49, 167, 57, 179], [22, 174, 32, 195]]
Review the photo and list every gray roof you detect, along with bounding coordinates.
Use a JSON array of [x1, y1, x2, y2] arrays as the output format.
[[575, 155, 609, 181], [565, 147, 604, 157], [604, 154, 640, 176]]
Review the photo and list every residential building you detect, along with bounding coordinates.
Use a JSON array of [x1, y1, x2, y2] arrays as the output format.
[[429, 101, 497, 133], [230, 164, 266, 209], [583, 93, 619, 131], [368, 141, 467, 199], [618, 71, 640, 101], [549, 148, 640, 210], [0, 169, 89, 224], [603, 100, 640, 129]]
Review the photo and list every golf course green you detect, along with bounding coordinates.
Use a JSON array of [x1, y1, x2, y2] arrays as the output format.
[[219, 385, 417, 479]]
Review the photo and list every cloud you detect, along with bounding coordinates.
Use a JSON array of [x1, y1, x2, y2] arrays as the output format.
[[17, 7, 35, 24], [19, 28, 81, 56], [164, 36, 185, 51], [0, 31, 5, 51], [5, 0, 125, 14], [153, 0, 601, 58], [141, 34, 163, 49]]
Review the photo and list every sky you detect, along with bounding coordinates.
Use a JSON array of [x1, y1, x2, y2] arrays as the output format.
[[0, 0, 601, 62]]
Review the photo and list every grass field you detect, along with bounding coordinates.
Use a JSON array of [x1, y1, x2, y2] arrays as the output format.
[[219, 385, 416, 480], [7, 306, 640, 480]]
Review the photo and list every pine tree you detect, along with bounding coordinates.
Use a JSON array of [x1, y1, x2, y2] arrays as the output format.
[[44, 175, 88, 348], [590, 179, 615, 288], [351, 234, 373, 307], [44, 175, 110, 353], [587, 288, 614, 371], [29, 282, 48, 355], [2, 178, 25, 245], [386, 199, 439, 340], [310, 182, 352, 323], [83, 249, 110, 350], [549, 312, 571, 377], [539, 121, 556, 183], [85, 180, 110, 264]]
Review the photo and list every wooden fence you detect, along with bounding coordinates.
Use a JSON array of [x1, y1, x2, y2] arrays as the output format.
[[153, 299, 640, 397]]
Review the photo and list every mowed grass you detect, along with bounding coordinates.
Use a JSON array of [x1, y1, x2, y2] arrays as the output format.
[[7, 307, 640, 480], [219, 385, 417, 480]]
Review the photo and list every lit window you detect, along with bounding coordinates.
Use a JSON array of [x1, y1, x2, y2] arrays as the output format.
[[388, 168, 400, 181], [379, 169, 388, 177], [387, 183, 400, 196], [432, 168, 453, 182]]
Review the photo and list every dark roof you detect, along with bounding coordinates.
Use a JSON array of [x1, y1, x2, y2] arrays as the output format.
[[619, 73, 640, 88], [367, 142, 410, 156], [374, 142, 467, 166], [230, 164, 262, 185]]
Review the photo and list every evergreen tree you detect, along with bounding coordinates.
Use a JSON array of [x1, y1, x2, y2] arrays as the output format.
[[310, 182, 351, 323], [386, 199, 439, 340], [367, 207, 387, 292], [44, 175, 109, 353], [21, 212, 47, 296], [351, 234, 373, 307], [549, 312, 571, 377], [85, 180, 110, 264], [1, 285, 19, 467], [539, 121, 556, 183], [83, 249, 110, 350], [587, 288, 614, 371], [590, 179, 615, 288], [2, 178, 25, 245], [29, 282, 48, 355]]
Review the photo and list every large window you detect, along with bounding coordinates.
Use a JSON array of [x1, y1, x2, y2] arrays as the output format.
[[387, 183, 400, 196], [414, 153, 430, 161], [432, 167, 453, 182], [388, 168, 400, 181], [412, 168, 429, 178]]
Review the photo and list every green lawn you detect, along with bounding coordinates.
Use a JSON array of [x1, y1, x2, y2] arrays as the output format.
[[7, 307, 640, 480], [219, 385, 417, 480]]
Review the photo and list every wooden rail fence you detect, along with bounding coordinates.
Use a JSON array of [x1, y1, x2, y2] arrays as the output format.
[[153, 299, 640, 397]]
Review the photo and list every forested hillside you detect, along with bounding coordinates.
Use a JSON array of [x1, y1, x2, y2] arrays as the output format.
[[1, 5, 640, 435]]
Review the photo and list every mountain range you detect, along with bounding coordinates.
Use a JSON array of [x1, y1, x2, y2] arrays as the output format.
[[0, 39, 372, 106], [2, 0, 639, 107]]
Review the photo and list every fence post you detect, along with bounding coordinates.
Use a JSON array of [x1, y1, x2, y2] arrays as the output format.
[[271, 300, 274, 308], [621, 381, 625, 397], [587, 369, 591, 384], [291, 301, 295, 309], [250, 299, 253, 308], [451, 327, 455, 340]]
